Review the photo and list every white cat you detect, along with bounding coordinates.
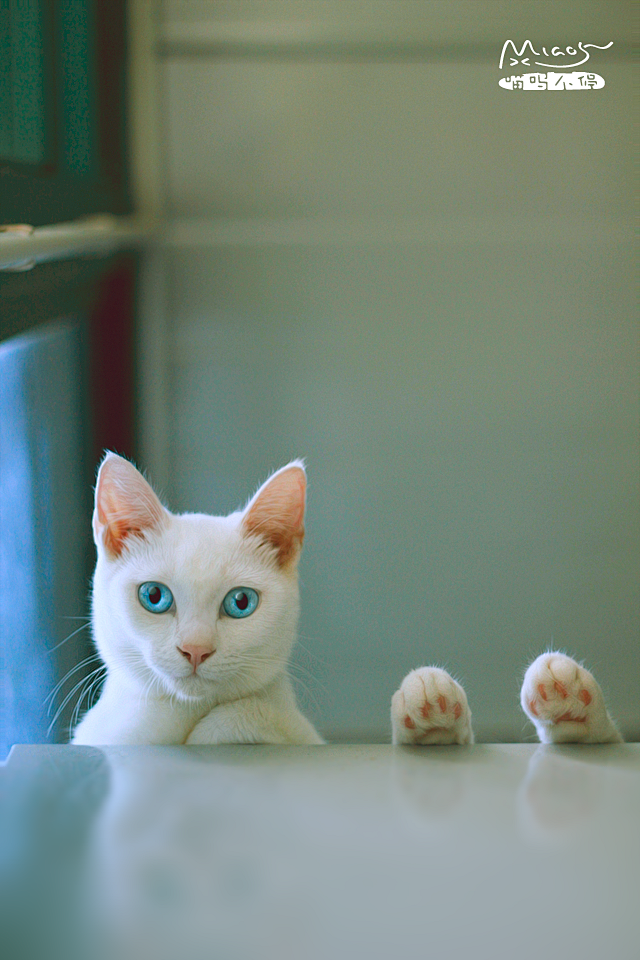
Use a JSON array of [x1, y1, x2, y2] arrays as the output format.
[[73, 453, 323, 745], [73, 454, 622, 747]]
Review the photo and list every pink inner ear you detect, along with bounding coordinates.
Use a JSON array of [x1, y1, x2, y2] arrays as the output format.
[[243, 465, 306, 567], [94, 454, 166, 557]]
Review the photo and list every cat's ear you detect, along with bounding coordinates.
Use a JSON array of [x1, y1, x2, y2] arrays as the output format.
[[242, 461, 306, 568], [93, 453, 168, 558]]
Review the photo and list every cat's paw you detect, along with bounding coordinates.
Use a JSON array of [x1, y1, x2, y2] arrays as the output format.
[[391, 667, 473, 745], [520, 652, 622, 744]]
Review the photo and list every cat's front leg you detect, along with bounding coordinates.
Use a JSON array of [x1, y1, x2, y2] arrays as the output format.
[[186, 687, 324, 745], [520, 652, 623, 744], [391, 667, 474, 745], [72, 678, 201, 745]]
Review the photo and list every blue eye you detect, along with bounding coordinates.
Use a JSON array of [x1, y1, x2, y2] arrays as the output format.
[[138, 582, 174, 614], [222, 587, 259, 619]]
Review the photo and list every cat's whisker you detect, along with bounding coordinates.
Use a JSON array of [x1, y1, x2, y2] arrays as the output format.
[[140, 674, 155, 705], [293, 635, 323, 657], [81, 669, 107, 718], [292, 660, 324, 684], [70, 685, 86, 731], [70, 666, 106, 731], [151, 674, 164, 701], [45, 653, 104, 709], [287, 671, 323, 712], [115, 648, 156, 689], [224, 650, 324, 693], [209, 655, 323, 711], [46, 620, 92, 653], [88, 672, 106, 709], [48, 665, 106, 737]]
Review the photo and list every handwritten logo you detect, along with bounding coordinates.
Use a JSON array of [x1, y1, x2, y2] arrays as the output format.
[[499, 72, 604, 91], [499, 40, 612, 91]]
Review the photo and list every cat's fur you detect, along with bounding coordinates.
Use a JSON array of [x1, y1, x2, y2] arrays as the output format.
[[72, 453, 323, 745], [73, 454, 622, 746]]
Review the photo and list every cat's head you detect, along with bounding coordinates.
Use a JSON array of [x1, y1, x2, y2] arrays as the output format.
[[91, 453, 306, 702]]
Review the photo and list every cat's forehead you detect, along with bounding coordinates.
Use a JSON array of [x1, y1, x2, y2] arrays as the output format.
[[150, 511, 267, 583], [175, 510, 239, 542]]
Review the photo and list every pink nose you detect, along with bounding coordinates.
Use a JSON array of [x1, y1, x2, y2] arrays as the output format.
[[178, 644, 214, 670]]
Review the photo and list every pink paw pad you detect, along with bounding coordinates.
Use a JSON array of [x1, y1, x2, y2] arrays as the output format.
[[393, 667, 472, 745], [521, 654, 608, 736], [521, 653, 622, 744]]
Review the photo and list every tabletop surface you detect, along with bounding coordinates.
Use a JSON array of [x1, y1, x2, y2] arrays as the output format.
[[3, 742, 639, 960]]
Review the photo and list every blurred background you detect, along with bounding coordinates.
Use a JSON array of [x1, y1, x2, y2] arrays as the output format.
[[1, 1, 638, 752]]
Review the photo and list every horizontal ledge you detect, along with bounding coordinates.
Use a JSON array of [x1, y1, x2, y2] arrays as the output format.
[[160, 38, 502, 62], [163, 216, 635, 247], [157, 24, 634, 62], [0, 215, 156, 272], [159, 43, 636, 65]]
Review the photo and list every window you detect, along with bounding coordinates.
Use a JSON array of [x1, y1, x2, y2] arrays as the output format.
[[0, 0, 136, 753]]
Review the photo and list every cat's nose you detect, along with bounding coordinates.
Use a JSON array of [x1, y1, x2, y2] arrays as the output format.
[[177, 644, 214, 670]]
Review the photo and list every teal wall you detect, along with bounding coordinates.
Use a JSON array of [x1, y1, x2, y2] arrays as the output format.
[[156, 2, 639, 740]]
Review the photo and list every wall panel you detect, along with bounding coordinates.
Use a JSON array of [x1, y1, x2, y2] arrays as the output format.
[[157, 1, 638, 740]]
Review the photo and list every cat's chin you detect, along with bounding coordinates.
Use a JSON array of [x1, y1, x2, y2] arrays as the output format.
[[163, 673, 215, 703]]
